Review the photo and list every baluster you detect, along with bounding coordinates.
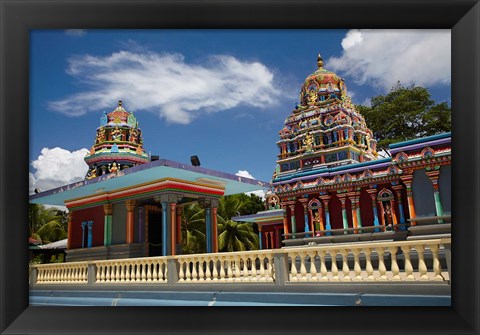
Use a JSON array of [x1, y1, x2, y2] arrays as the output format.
[[198, 260, 205, 281], [341, 250, 351, 281], [330, 250, 340, 281], [401, 245, 415, 281], [145, 261, 151, 281], [430, 244, 444, 281], [135, 262, 141, 282], [178, 260, 185, 282], [309, 251, 318, 282], [377, 248, 387, 281], [364, 249, 375, 281], [141, 261, 147, 282], [226, 256, 234, 282], [248, 257, 256, 282], [290, 253, 299, 282], [234, 256, 241, 282], [152, 261, 158, 281], [212, 257, 219, 281], [190, 260, 198, 282], [416, 245, 429, 280], [388, 247, 400, 280], [218, 257, 226, 281], [318, 250, 328, 281], [258, 255, 266, 282], [185, 261, 192, 282], [105, 264, 111, 282], [299, 252, 308, 282], [114, 263, 120, 282], [162, 262, 168, 282], [205, 260, 212, 281], [351, 249, 362, 281], [98, 264, 104, 282]]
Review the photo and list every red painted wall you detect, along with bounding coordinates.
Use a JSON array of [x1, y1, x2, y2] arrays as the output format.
[[70, 206, 104, 249], [360, 190, 374, 226]]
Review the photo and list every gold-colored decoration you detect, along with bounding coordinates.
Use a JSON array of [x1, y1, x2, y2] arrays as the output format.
[[317, 53, 323, 69], [303, 133, 314, 152], [307, 89, 317, 105], [109, 162, 118, 173]]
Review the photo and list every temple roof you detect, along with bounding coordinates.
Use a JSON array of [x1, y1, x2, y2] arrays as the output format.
[[29, 158, 271, 206]]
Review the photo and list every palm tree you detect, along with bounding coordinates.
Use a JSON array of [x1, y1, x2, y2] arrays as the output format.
[[217, 218, 259, 252], [28, 204, 68, 244], [181, 203, 206, 254]]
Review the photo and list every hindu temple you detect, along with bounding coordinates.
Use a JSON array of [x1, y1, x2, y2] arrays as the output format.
[[233, 54, 451, 249], [84, 100, 150, 179], [29, 101, 269, 261]]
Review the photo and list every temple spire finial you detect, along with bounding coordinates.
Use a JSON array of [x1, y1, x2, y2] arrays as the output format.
[[118, 100, 123, 107], [317, 53, 323, 69]]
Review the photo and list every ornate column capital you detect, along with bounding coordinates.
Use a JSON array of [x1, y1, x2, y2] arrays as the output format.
[[125, 200, 136, 212], [103, 203, 113, 215]]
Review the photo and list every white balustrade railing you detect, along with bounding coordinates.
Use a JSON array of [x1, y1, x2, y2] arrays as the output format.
[[30, 238, 450, 287], [94, 257, 168, 283], [175, 250, 274, 283], [285, 238, 450, 282], [35, 262, 89, 284]]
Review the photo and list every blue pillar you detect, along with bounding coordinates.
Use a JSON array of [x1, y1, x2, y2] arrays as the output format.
[[258, 231, 263, 250], [81, 222, 87, 248], [161, 202, 168, 256], [205, 207, 211, 253], [304, 212, 310, 237], [87, 221, 93, 248], [372, 206, 381, 232]]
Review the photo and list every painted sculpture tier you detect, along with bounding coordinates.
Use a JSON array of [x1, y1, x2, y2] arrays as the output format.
[[274, 54, 377, 179], [84, 100, 150, 179]]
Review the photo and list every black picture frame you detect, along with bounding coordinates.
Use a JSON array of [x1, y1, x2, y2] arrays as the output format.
[[1, 0, 479, 334]]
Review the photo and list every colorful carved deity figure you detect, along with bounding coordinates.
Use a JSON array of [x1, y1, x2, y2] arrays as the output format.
[[129, 127, 139, 143], [111, 126, 122, 141], [303, 133, 314, 153], [96, 127, 106, 143], [109, 162, 119, 174]]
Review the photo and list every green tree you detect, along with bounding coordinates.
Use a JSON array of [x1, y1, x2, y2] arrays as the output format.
[[28, 204, 68, 244], [180, 194, 263, 253], [181, 203, 206, 254], [217, 218, 259, 252], [357, 83, 451, 152]]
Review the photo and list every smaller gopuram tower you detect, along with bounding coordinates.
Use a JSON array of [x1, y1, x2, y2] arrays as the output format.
[[84, 100, 150, 179], [274, 54, 378, 178]]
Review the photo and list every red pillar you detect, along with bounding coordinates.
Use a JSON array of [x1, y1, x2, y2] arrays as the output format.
[[125, 200, 136, 244], [212, 207, 218, 253], [67, 211, 73, 249]]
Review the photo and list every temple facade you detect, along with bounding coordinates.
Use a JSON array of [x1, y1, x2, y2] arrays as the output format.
[[234, 54, 451, 248], [30, 101, 268, 262]]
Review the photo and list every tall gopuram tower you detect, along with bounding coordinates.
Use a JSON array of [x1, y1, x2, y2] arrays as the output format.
[[274, 54, 378, 179], [84, 100, 150, 179]]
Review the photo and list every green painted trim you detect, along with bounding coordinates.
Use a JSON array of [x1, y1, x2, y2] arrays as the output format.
[[434, 191, 444, 220], [342, 209, 348, 231]]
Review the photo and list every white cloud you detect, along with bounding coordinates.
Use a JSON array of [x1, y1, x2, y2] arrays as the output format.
[[29, 147, 90, 194], [235, 170, 265, 199], [65, 29, 86, 37], [326, 29, 451, 91], [49, 51, 282, 124]]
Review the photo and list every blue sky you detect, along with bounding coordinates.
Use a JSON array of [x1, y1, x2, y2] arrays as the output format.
[[29, 29, 451, 194]]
